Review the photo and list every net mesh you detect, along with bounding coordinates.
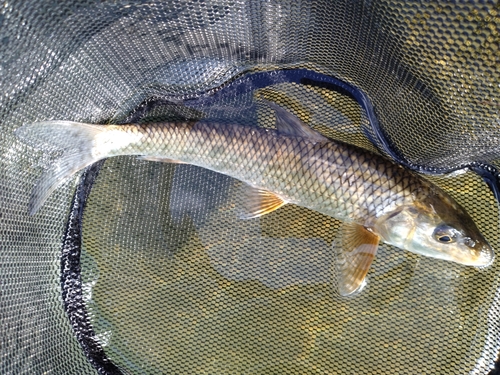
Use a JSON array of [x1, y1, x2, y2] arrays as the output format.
[[1, 1, 499, 375]]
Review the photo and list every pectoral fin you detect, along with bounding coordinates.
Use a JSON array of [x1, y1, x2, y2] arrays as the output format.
[[334, 222, 379, 296], [138, 156, 188, 164], [239, 184, 288, 219]]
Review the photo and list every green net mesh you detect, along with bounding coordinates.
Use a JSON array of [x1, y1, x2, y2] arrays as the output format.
[[1, 1, 499, 374]]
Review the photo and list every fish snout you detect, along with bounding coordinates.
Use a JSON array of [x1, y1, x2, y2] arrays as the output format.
[[475, 244, 495, 267]]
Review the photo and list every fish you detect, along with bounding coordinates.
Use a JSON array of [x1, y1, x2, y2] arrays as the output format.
[[15, 101, 494, 296]]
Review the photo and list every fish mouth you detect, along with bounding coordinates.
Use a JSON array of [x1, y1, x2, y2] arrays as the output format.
[[470, 245, 495, 268]]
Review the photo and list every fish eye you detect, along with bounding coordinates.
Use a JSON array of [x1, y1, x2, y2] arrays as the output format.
[[437, 235, 452, 243], [433, 225, 458, 244]]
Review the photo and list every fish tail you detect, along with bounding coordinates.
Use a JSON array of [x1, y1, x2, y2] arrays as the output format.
[[15, 121, 107, 215]]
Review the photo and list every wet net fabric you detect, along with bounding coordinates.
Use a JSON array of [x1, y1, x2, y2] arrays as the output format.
[[1, 1, 499, 375]]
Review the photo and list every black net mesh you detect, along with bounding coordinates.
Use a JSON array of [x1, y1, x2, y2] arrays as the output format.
[[1, 1, 500, 375]]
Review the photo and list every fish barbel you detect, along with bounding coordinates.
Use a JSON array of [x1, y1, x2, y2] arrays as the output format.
[[15, 101, 494, 295]]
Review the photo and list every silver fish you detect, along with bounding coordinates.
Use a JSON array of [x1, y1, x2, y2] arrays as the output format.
[[15, 101, 494, 295]]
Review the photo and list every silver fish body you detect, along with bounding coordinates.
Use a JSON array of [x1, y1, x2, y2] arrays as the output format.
[[16, 102, 494, 295], [96, 121, 415, 224]]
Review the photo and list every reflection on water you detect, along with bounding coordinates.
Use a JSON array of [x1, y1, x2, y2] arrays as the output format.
[[171, 166, 332, 288]]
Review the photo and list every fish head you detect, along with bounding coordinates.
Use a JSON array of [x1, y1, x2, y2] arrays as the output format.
[[373, 193, 494, 267]]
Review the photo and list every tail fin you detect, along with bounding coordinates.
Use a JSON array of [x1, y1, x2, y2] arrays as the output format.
[[15, 121, 106, 215]]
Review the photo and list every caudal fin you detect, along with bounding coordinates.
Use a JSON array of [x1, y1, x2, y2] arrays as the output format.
[[15, 121, 106, 215]]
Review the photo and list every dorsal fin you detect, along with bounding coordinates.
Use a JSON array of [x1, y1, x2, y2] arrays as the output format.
[[138, 156, 187, 164], [262, 100, 328, 143]]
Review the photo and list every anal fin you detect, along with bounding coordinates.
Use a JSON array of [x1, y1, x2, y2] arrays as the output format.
[[239, 184, 287, 219], [334, 222, 379, 296]]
